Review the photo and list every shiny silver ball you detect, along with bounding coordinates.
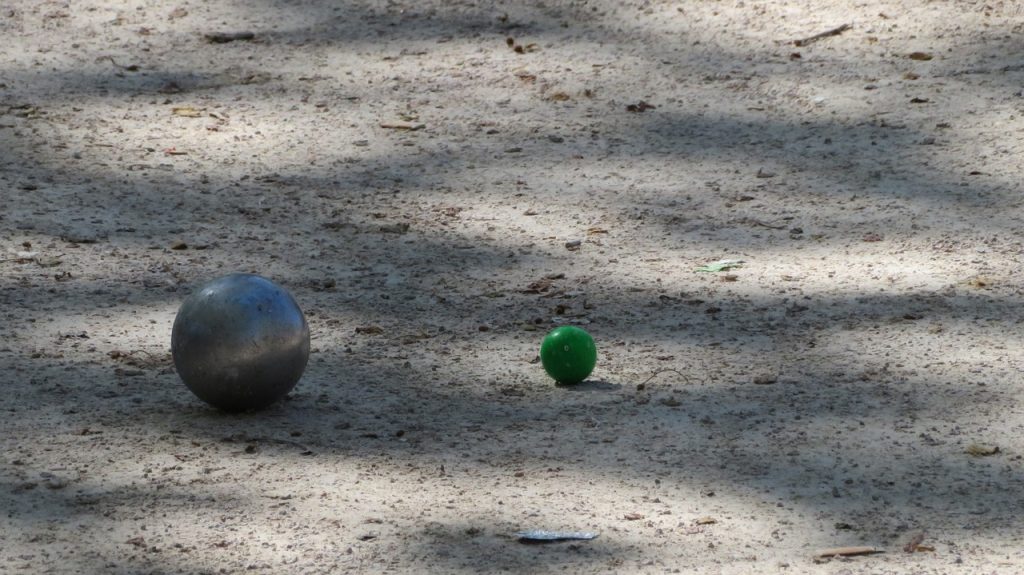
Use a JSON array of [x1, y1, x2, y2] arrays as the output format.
[[171, 273, 310, 411]]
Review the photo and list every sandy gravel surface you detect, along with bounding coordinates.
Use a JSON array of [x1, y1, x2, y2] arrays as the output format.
[[3, 1, 1024, 573]]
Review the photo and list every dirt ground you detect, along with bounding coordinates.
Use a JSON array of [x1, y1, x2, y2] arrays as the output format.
[[3, 0, 1024, 573]]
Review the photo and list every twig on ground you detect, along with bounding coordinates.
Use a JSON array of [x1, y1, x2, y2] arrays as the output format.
[[204, 31, 255, 44], [735, 217, 789, 230], [793, 23, 851, 47], [639, 369, 692, 387], [380, 122, 426, 131], [96, 56, 139, 71], [816, 546, 883, 558], [225, 434, 313, 454]]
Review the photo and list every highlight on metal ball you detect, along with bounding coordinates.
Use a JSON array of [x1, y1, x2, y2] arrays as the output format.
[[171, 273, 310, 411]]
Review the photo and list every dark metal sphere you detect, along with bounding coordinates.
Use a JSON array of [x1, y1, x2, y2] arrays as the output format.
[[171, 274, 310, 411]]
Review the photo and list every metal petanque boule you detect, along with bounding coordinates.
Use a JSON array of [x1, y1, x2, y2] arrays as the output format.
[[171, 273, 310, 411]]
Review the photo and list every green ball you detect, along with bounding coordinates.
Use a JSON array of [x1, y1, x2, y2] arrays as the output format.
[[540, 326, 597, 385]]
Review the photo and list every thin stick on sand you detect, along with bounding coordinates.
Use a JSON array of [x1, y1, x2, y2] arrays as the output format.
[[793, 23, 851, 47]]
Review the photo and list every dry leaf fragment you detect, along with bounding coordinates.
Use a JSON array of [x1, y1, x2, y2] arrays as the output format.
[[172, 106, 203, 117], [549, 91, 571, 102], [903, 532, 926, 553], [355, 325, 385, 335], [626, 101, 656, 113], [694, 516, 717, 525], [914, 544, 935, 552], [585, 227, 608, 235], [623, 513, 645, 521], [816, 546, 882, 558], [966, 276, 993, 289], [965, 444, 999, 456], [908, 52, 933, 61], [522, 277, 555, 294], [512, 42, 539, 54]]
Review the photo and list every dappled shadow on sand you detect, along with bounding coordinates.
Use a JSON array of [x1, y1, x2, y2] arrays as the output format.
[[4, 279, 1023, 537], [4, 3, 1024, 571]]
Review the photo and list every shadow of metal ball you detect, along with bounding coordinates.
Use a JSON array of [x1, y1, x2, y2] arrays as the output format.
[[171, 274, 310, 411]]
